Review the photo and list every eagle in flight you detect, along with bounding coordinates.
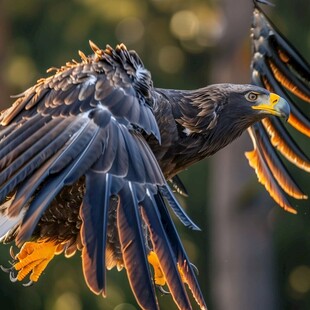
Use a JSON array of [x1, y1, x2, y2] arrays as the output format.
[[0, 2, 309, 309]]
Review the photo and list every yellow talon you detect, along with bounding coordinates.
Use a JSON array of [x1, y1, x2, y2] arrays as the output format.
[[148, 251, 187, 286], [13, 241, 58, 282], [148, 251, 166, 286]]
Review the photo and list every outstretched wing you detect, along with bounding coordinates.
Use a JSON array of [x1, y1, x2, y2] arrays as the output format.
[[246, 2, 310, 213], [0, 42, 206, 309]]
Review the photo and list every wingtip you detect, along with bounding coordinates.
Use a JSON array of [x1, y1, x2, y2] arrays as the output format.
[[284, 206, 298, 215], [81, 248, 107, 297], [245, 136, 299, 215]]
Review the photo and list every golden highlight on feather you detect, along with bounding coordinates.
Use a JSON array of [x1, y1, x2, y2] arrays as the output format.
[[246, 128, 297, 214], [261, 76, 310, 138], [78, 50, 89, 63], [277, 48, 290, 63], [245, 148, 297, 214], [105, 246, 124, 271], [258, 130, 307, 200], [45, 60, 78, 76], [268, 59, 310, 103], [89, 40, 101, 54], [116, 43, 127, 51], [288, 114, 310, 138], [262, 76, 272, 92], [262, 118, 310, 172], [46, 66, 59, 73], [148, 251, 190, 286], [147, 251, 207, 309], [104, 44, 113, 55], [55, 243, 65, 255], [89, 40, 105, 61], [0, 97, 26, 126], [176, 259, 207, 310]]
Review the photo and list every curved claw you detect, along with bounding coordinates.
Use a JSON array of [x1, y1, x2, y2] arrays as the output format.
[[157, 285, 171, 295], [0, 265, 13, 273], [9, 246, 16, 259], [190, 262, 199, 276], [9, 271, 18, 282], [23, 280, 34, 287]]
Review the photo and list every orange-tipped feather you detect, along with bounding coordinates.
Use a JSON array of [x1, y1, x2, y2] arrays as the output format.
[[268, 59, 310, 103], [262, 118, 310, 172], [246, 128, 297, 214], [288, 114, 310, 137], [257, 125, 307, 199]]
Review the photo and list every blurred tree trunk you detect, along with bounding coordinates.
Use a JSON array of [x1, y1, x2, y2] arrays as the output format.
[[209, 1, 278, 309]]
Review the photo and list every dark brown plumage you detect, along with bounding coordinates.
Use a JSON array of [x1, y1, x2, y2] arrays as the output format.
[[0, 2, 308, 310]]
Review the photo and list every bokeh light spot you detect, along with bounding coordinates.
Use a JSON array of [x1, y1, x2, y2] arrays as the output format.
[[158, 45, 185, 74], [289, 265, 310, 295], [115, 17, 145, 45], [76, 0, 146, 22], [6, 55, 38, 89], [170, 10, 199, 40], [195, 7, 225, 47], [53, 292, 82, 310], [114, 302, 138, 310]]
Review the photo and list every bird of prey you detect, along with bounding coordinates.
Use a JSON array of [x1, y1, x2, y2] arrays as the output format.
[[0, 1, 308, 310]]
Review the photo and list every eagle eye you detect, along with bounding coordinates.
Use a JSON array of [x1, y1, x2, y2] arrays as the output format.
[[245, 92, 259, 102]]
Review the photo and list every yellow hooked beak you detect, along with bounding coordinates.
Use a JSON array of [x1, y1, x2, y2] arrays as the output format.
[[252, 93, 290, 121]]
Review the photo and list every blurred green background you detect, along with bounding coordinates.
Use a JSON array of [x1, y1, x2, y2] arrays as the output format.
[[0, 0, 309, 309]]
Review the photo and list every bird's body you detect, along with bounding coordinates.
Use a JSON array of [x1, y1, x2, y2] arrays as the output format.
[[0, 2, 309, 310], [0, 52, 279, 268]]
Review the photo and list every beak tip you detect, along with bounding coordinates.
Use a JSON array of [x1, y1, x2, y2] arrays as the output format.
[[281, 99, 290, 120], [284, 114, 289, 122], [275, 97, 290, 121]]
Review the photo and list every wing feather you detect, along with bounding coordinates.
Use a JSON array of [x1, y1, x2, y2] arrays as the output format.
[[160, 186, 200, 230], [0, 113, 43, 157], [262, 118, 310, 172], [0, 115, 54, 169], [252, 53, 310, 137], [246, 126, 297, 214], [81, 172, 111, 296], [250, 4, 310, 212], [0, 43, 206, 310], [253, 124, 306, 199], [0, 117, 77, 202], [117, 182, 159, 310], [153, 192, 207, 310], [141, 192, 193, 310], [7, 117, 97, 216]]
